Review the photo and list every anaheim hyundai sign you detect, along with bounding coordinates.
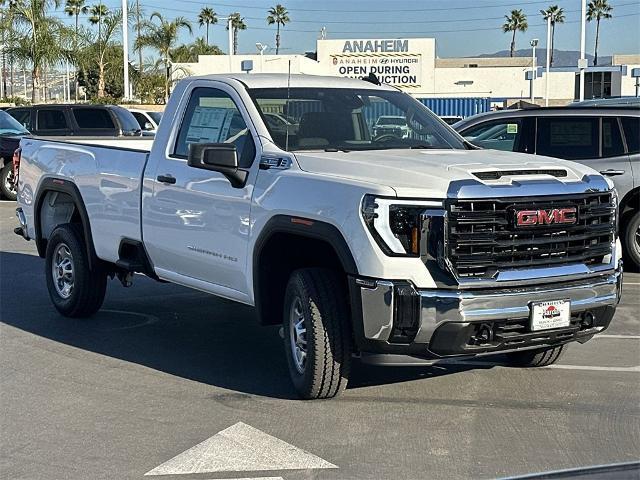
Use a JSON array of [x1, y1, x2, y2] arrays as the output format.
[[327, 39, 422, 88]]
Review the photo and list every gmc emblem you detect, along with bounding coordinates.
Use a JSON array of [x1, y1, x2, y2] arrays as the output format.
[[516, 207, 577, 227]]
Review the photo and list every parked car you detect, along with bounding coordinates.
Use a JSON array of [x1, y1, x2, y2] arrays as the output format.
[[454, 106, 640, 269], [15, 74, 622, 399], [439, 115, 463, 125], [128, 108, 163, 136], [569, 97, 640, 108], [372, 115, 411, 139], [0, 110, 29, 200], [7, 104, 142, 137]]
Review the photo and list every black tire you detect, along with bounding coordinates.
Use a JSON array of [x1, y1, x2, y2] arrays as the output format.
[[0, 163, 17, 201], [283, 268, 351, 399], [45, 223, 107, 318], [623, 210, 640, 271], [505, 344, 566, 367]]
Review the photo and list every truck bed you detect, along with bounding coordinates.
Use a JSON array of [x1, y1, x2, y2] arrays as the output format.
[[18, 136, 152, 263]]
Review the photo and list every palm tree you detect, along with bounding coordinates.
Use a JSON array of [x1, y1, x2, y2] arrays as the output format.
[[198, 6, 217, 46], [89, 3, 109, 46], [94, 10, 121, 98], [587, 0, 613, 66], [540, 5, 565, 66], [502, 9, 528, 58], [226, 12, 246, 55], [136, 12, 192, 103], [267, 4, 289, 55], [65, 0, 88, 100]]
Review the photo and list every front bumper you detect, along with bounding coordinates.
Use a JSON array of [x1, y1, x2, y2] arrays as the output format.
[[350, 267, 622, 360]]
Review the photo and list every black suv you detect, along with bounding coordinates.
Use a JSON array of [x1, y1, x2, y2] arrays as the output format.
[[454, 106, 640, 269], [7, 104, 142, 137]]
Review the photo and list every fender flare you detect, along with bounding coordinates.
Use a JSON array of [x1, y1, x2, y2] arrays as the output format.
[[252, 215, 359, 321], [34, 177, 99, 270]]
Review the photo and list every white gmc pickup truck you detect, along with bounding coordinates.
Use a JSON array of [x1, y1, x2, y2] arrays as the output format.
[[14, 74, 623, 399]]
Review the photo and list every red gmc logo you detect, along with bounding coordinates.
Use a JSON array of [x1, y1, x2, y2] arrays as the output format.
[[516, 207, 577, 227]]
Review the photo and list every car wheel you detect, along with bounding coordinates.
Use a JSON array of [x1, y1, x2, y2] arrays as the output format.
[[283, 268, 351, 399], [45, 223, 107, 318], [623, 210, 640, 271], [0, 163, 17, 201], [505, 345, 566, 367]]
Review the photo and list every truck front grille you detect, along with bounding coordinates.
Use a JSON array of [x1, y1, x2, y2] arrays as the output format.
[[446, 193, 615, 280]]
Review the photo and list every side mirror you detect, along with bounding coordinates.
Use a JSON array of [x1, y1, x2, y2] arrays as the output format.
[[188, 143, 248, 188], [144, 121, 154, 131]]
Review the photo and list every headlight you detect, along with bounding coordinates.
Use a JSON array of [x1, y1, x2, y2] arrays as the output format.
[[361, 195, 446, 259]]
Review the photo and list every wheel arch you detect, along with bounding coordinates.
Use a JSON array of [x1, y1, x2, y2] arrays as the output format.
[[620, 187, 639, 217], [252, 215, 358, 326], [34, 178, 99, 270]]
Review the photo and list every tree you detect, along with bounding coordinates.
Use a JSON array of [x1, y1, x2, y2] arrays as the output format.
[[93, 10, 121, 98], [171, 38, 223, 63], [267, 4, 289, 55], [587, 0, 613, 66], [65, 0, 88, 100], [502, 9, 528, 58], [89, 3, 109, 47], [135, 12, 192, 103], [198, 6, 217, 46], [226, 12, 246, 55], [540, 5, 565, 66], [0, 0, 20, 98], [8, 0, 74, 102]]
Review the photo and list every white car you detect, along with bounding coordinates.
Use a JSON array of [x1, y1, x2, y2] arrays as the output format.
[[14, 74, 622, 399], [128, 108, 163, 136]]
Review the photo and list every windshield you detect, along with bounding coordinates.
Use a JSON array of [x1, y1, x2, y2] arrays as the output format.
[[148, 111, 163, 124], [0, 110, 29, 135], [249, 87, 466, 151]]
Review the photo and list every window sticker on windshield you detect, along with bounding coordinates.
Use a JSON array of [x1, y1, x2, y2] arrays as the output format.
[[507, 123, 518, 134], [185, 106, 235, 144]]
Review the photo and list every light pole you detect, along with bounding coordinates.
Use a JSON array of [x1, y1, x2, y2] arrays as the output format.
[[579, 0, 587, 101], [530, 38, 538, 102], [256, 43, 269, 72], [122, 0, 130, 101], [545, 16, 551, 106]]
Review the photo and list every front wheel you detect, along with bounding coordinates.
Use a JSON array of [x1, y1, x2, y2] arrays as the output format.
[[505, 345, 566, 367], [45, 223, 107, 318], [283, 268, 351, 399], [0, 163, 17, 201], [623, 210, 640, 271]]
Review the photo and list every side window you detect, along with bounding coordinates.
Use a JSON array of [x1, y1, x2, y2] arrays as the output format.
[[460, 119, 522, 152], [37, 109, 69, 131], [174, 87, 256, 168], [601, 118, 624, 158], [536, 117, 598, 160], [621, 117, 640, 155], [72, 108, 116, 129], [131, 112, 147, 129], [9, 109, 32, 130]]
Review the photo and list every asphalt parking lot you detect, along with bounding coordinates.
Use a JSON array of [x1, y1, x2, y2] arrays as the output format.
[[1, 200, 639, 480]]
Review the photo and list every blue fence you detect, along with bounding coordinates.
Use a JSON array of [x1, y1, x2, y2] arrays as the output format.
[[418, 97, 490, 118]]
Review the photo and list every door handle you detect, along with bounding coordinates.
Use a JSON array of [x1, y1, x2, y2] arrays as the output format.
[[156, 174, 176, 184], [599, 169, 625, 176]]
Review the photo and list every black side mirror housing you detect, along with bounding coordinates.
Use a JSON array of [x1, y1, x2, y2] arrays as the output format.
[[187, 143, 248, 188]]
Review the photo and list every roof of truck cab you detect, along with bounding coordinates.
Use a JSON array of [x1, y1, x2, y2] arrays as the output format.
[[191, 73, 399, 91]]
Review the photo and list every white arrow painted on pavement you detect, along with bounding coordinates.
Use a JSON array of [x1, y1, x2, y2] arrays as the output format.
[[145, 422, 337, 476]]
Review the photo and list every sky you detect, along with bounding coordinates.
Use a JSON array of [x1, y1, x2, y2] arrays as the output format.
[[50, 0, 640, 59]]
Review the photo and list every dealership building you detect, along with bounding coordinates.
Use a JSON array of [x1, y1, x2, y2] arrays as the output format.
[[173, 37, 640, 116]]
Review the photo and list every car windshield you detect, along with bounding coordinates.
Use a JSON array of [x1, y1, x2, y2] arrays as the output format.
[[148, 111, 163, 124], [249, 87, 466, 151], [0, 110, 29, 135]]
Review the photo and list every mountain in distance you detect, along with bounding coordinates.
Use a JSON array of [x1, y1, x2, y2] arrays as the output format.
[[472, 49, 612, 67]]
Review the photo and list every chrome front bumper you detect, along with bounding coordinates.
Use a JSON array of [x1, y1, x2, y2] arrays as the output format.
[[355, 267, 622, 357]]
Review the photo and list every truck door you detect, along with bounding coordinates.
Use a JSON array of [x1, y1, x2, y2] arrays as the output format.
[[142, 84, 259, 301]]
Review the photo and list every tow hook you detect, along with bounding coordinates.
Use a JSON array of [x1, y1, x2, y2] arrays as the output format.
[[117, 271, 134, 287]]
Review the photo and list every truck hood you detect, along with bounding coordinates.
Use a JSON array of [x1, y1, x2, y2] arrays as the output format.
[[293, 148, 602, 198]]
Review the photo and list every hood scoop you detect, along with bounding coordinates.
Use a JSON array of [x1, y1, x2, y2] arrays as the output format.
[[473, 169, 568, 181]]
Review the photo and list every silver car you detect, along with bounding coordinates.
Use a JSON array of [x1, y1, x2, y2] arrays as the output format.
[[454, 106, 640, 269]]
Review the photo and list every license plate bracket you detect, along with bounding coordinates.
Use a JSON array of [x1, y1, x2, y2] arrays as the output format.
[[530, 299, 571, 331]]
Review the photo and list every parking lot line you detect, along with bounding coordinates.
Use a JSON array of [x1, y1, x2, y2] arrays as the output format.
[[544, 364, 640, 372], [595, 334, 640, 339]]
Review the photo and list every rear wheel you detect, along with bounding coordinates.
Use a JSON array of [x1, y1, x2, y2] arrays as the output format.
[[623, 210, 640, 271], [0, 163, 16, 201], [283, 268, 351, 399], [45, 223, 107, 318], [505, 345, 566, 367]]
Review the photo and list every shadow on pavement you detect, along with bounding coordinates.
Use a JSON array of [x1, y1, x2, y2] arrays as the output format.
[[0, 251, 487, 400]]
